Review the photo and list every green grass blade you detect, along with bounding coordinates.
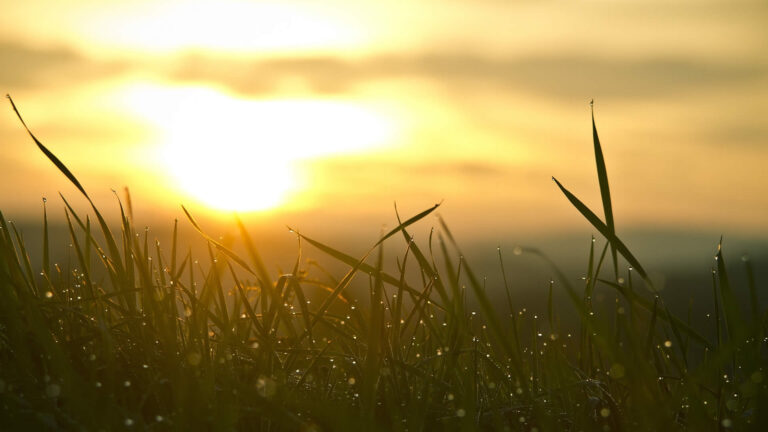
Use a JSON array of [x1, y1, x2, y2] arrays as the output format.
[[10, 223, 36, 294], [591, 103, 619, 280], [181, 205, 256, 277], [8, 97, 125, 280], [296, 233, 445, 311], [7, 95, 88, 197], [497, 247, 521, 355], [712, 267, 721, 349], [715, 241, 746, 345], [236, 215, 274, 291], [552, 177, 651, 287], [742, 255, 759, 327], [644, 296, 659, 359], [42, 198, 50, 276], [597, 278, 711, 348]]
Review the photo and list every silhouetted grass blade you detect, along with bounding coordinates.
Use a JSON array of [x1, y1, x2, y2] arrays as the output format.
[[591, 104, 619, 280], [236, 215, 273, 290], [8, 96, 125, 280], [181, 205, 256, 277], [296, 232, 436, 305], [715, 241, 746, 344], [42, 198, 50, 277], [552, 176, 651, 286], [597, 278, 711, 348], [6, 95, 88, 198], [743, 256, 759, 325]]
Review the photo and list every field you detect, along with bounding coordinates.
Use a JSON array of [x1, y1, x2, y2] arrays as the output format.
[[1, 97, 766, 431]]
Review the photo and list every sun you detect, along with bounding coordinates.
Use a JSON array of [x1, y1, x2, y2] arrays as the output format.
[[159, 88, 297, 212], [119, 84, 396, 212]]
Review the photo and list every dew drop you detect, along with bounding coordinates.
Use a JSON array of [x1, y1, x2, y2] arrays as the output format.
[[45, 383, 61, 398], [187, 352, 202, 366], [609, 363, 625, 379]]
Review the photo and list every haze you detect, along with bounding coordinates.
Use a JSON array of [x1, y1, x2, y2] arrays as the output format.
[[1, 0, 767, 253]]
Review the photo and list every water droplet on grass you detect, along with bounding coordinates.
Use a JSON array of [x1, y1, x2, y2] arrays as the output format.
[[45, 383, 61, 398], [256, 376, 277, 398], [187, 352, 202, 366]]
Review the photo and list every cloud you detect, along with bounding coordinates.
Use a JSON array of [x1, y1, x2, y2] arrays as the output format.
[[168, 53, 768, 99], [0, 41, 124, 90], [311, 158, 515, 182], [3, 39, 764, 100]]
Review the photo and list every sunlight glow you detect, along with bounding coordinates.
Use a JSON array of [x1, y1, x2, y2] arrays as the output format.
[[119, 84, 396, 212], [77, 0, 368, 55]]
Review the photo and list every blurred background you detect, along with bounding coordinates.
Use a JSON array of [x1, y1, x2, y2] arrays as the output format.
[[1, 0, 767, 293]]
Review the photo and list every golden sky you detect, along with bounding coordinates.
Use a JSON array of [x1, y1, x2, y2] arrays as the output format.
[[1, 0, 767, 241]]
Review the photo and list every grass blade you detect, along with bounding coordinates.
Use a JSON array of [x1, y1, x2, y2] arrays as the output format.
[[7, 95, 88, 197], [590, 103, 619, 280], [181, 205, 257, 277], [8, 96, 125, 280], [42, 198, 50, 277], [236, 215, 274, 290], [552, 176, 651, 287]]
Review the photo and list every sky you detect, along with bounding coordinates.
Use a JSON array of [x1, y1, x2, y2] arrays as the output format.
[[1, 0, 767, 250]]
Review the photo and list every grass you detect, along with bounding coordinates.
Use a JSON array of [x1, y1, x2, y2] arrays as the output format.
[[1, 95, 767, 430]]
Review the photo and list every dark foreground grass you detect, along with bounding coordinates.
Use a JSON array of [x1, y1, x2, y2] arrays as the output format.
[[1, 96, 766, 431]]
